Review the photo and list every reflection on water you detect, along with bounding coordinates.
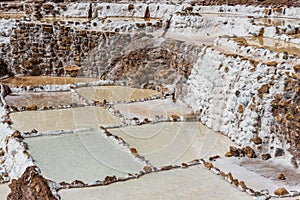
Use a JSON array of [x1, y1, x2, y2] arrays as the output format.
[[233, 37, 300, 56], [253, 17, 300, 27]]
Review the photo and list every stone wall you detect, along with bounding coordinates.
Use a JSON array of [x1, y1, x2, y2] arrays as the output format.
[[185, 41, 300, 165], [8, 21, 158, 78]]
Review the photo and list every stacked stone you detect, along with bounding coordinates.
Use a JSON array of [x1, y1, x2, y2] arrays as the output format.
[[271, 66, 300, 164], [9, 20, 148, 78]]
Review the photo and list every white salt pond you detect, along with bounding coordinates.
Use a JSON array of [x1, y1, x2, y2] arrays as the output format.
[[75, 86, 160, 102], [0, 76, 97, 87], [26, 130, 144, 183], [10, 106, 120, 132], [233, 37, 300, 56], [213, 157, 300, 194], [109, 122, 235, 166], [5, 92, 85, 108], [114, 99, 193, 120], [0, 183, 10, 200], [59, 165, 251, 200]]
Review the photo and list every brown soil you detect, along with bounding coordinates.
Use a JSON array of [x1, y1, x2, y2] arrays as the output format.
[[7, 166, 57, 200]]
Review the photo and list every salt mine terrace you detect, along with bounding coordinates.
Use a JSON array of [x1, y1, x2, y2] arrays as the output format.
[[0, 1, 299, 200]]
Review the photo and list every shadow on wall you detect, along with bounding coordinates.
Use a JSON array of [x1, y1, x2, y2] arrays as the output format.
[[0, 59, 12, 79]]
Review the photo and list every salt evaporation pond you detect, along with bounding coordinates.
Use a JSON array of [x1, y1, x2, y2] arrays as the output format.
[[0, 76, 96, 87], [233, 37, 300, 56], [109, 122, 235, 166], [59, 165, 251, 200], [5, 91, 86, 108], [10, 106, 120, 132], [114, 99, 193, 120], [0, 183, 10, 200], [26, 130, 144, 183], [75, 86, 160, 102]]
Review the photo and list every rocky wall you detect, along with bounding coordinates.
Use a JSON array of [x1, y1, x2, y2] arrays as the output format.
[[185, 44, 300, 166], [8, 21, 160, 78]]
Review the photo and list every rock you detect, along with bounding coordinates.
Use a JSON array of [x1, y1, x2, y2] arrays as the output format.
[[128, 4, 134, 10], [245, 146, 256, 158], [143, 166, 152, 173], [23, 142, 29, 150], [251, 136, 262, 145], [274, 148, 284, 157], [161, 165, 173, 171], [7, 166, 56, 200], [239, 181, 247, 190], [266, 61, 277, 67], [226, 172, 234, 182], [209, 155, 220, 161], [170, 114, 180, 122], [278, 173, 286, 180], [204, 162, 213, 169], [26, 105, 37, 110], [238, 104, 244, 113], [103, 176, 117, 185], [64, 65, 80, 77], [70, 180, 85, 186], [274, 187, 289, 196], [261, 153, 271, 160], [143, 118, 150, 124], [233, 179, 239, 187], [258, 84, 270, 94], [12, 131, 23, 139], [0, 59, 10, 78], [220, 171, 225, 177], [181, 163, 188, 168], [225, 152, 233, 157], [293, 65, 300, 73], [229, 146, 240, 157], [130, 147, 138, 155], [144, 6, 150, 18], [0, 150, 4, 157]]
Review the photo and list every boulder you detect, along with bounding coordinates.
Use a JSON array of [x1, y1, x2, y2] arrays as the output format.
[[244, 146, 256, 158], [143, 166, 152, 173], [274, 187, 289, 196], [251, 136, 262, 145], [204, 162, 213, 169], [277, 173, 286, 180], [128, 4, 134, 10], [0, 149, 4, 157], [261, 153, 271, 160], [26, 105, 38, 111], [103, 176, 117, 185]]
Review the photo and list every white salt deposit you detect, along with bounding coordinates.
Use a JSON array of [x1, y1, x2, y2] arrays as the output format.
[[114, 99, 193, 120], [59, 165, 252, 200], [10, 106, 121, 132], [26, 130, 144, 183], [109, 122, 235, 166], [75, 86, 160, 102]]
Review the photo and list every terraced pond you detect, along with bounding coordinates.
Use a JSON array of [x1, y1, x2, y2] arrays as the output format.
[[0, 1, 300, 199]]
